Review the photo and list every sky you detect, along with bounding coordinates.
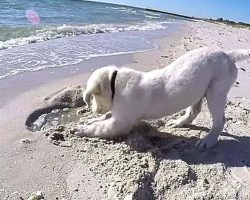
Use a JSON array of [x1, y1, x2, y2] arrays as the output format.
[[92, 0, 250, 23]]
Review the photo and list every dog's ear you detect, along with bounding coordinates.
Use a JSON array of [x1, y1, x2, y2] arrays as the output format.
[[83, 81, 101, 106]]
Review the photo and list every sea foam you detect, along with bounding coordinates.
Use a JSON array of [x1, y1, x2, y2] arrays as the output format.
[[0, 21, 175, 50]]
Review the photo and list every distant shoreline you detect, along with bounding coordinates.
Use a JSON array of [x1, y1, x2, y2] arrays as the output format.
[[84, 0, 195, 20], [145, 8, 196, 20], [145, 8, 250, 29], [85, 0, 250, 27]]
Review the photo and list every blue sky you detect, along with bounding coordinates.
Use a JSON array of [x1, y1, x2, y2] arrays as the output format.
[[92, 0, 250, 23]]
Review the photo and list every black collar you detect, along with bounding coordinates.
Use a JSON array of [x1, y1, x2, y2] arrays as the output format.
[[110, 70, 118, 101]]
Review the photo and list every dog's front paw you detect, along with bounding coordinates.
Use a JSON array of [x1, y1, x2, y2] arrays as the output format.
[[79, 117, 91, 124], [70, 125, 87, 137], [167, 119, 185, 128], [195, 134, 218, 150], [79, 117, 97, 125], [84, 118, 97, 125]]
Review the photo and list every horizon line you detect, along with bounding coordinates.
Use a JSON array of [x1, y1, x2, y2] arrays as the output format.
[[84, 0, 249, 24]]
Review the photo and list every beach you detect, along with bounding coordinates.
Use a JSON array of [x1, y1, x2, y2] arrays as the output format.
[[1, 19, 250, 200]]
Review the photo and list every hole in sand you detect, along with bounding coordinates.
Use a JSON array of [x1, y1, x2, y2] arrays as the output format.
[[25, 85, 89, 132], [30, 107, 82, 132]]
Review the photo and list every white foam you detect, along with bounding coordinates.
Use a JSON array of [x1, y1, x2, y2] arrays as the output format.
[[0, 20, 180, 80], [108, 6, 137, 13], [0, 58, 83, 80], [144, 15, 159, 19], [0, 21, 174, 50], [142, 10, 162, 17], [0, 41, 159, 81]]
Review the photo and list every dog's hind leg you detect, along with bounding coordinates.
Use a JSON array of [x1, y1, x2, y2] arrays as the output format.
[[168, 98, 203, 128], [196, 85, 229, 149]]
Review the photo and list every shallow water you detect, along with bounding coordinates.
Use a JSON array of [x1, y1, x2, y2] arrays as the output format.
[[31, 107, 81, 132], [0, 1, 185, 81], [0, 0, 183, 49], [0, 27, 179, 81], [0, 1, 185, 108]]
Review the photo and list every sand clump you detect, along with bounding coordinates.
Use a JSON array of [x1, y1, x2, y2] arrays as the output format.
[[25, 85, 250, 199], [27, 191, 44, 200]]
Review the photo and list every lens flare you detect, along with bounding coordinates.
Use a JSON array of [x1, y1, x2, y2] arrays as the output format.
[[25, 10, 41, 25]]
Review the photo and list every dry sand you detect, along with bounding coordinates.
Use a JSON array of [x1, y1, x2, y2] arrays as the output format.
[[1, 20, 250, 200]]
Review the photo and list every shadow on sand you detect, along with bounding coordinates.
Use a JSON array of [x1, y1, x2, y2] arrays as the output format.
[[120, 121, 250, 168]]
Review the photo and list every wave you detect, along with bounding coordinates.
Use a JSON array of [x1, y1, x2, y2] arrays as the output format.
[[141, 10, 162, 17], [0, 59, 83, 80], [0, 47, 156, 81], [0, 21, 173, 50], [108, 6, 137, 14], [144, 15, 159, 19]]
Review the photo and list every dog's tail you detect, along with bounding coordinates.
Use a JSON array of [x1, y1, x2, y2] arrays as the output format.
[[226, 49, 250, 63]]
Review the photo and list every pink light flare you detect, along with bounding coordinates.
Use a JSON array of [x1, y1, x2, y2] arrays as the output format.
[[25, 10, 41, 25]]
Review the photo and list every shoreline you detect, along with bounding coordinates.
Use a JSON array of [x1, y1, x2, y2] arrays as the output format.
[[0, 53, 133, 108], [0, 22, 183, 108], [1, 20, 250, 199]]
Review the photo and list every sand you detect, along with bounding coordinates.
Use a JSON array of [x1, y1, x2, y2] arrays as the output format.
[[1, 20, 250, 200]]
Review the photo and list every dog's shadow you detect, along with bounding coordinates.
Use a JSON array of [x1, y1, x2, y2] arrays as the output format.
[[120, 121, 250, 168]]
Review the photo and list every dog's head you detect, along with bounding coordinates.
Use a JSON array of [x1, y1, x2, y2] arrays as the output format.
[[83, 65, 119, 114]]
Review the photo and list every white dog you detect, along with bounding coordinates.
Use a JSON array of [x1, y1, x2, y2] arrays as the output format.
[[73, 48, 250, 149]]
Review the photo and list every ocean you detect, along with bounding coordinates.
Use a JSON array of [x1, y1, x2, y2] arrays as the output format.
[[0, 0, 184, 81]]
